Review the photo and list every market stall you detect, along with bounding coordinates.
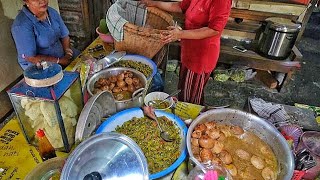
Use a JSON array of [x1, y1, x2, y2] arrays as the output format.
[[1, 1, 320, 180]]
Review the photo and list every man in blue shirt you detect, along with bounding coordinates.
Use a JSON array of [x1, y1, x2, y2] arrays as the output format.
[[11, 0, 79, 70]]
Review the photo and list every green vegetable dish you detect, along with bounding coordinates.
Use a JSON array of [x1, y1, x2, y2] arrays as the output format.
[[115, 116, 181, 174], [150, 100, 170, 109], [112, 60, 152, 78]]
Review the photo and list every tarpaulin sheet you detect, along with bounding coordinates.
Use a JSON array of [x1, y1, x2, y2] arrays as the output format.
[[0, 117, 66, 179]]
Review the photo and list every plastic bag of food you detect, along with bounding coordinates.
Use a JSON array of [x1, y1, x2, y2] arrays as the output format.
[[187, 161, 231, 180]]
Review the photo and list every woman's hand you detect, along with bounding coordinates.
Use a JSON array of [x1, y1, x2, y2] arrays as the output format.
[[161, 25, 183, 44], [64, 48, 73, 57], [59, 55, 72, 66], [140, 0, 156, 7]]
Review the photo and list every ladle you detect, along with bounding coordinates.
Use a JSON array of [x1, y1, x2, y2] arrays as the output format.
[[148, 89, 181, 107], [141, 106, 174, 142]]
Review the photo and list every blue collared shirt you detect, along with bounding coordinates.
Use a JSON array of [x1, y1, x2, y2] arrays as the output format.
[[11, 6, 69, 70]]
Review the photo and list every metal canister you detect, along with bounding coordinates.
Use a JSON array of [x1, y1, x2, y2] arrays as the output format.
[[258, 17, 301, 60]]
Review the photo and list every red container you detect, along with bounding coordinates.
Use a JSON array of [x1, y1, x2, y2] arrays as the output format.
[[289, 0, 310, 5]]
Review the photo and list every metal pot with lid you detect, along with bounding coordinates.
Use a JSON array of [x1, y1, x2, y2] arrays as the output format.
[[258, 17, 301, 59], [61, 132, 149, 180]]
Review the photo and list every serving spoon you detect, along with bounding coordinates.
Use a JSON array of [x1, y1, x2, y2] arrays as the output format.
[[141, 106, 174, 142], [148, 89, 181, 107]]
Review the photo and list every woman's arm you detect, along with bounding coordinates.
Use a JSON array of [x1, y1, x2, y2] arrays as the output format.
[[161, 27, 219, 43], [141, 0, 182, 13], [23, 36, 72, 66], [162, 0, 231, 43], [61, 36, 73, 58], [25, 54, 71, 66]]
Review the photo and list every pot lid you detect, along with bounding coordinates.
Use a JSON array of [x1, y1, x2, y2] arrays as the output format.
[[93, 51, 126, 73], [61, 132, 149, 180], [24, 61, 63, 87], [75, 91, 117, 142], [266, 17, 301, 33]]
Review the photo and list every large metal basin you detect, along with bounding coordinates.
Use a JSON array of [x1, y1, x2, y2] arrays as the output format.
[[187, 108, 294, 180], [87, 67, 147, 111]]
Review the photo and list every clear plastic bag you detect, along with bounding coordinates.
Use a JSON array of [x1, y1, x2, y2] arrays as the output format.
[[187, 160, 232, 180]]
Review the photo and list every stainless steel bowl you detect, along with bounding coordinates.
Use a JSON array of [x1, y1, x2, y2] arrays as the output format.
[[187, 108, 294, 180], [87, 67, 148, 111]]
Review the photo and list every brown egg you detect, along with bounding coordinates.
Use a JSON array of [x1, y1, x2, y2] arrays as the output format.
[[211, 154, 223, 165], [117, 73, 125, 81], [191, 145, 200, 155], [200, 148, 213, 163], [198, 135, 214, 149], [235, 149, 251, 160], [212, 140, 224, 154], [117, 80, 126, 88], [191, 130, 202, 139], [108, 83, 115, 91], [135, 83, 143, 89], [109, 76, 117, 83], [204, 121, 216, 130], [217, 132, 226, 141], [126, 71, 133, 78], [127, 84, 135, 93], [251, 155, 265, 170], [122, 86, 128, 91], [195, 124, 207, 133], [113, 87, 121, 93], [125, 77, 133, 85], [231, 125, 244, 135], [101, 85, 109, 91], [219, 150, 233, 165], [206, 128, 220, 140], [262, 167, 276, 180], [132, 77, 140, 86], [191, 138, 199, 147]]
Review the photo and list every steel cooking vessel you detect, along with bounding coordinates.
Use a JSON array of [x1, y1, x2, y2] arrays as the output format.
[[187, 108, 294, 180], [258, 17, 301, 60], [87, 67, 147, 111]]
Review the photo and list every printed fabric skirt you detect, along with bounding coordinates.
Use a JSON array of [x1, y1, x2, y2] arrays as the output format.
[[178, 64, 212, 105]]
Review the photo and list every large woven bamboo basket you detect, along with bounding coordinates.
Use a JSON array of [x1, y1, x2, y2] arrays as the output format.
[[113, 7, 173, 59]]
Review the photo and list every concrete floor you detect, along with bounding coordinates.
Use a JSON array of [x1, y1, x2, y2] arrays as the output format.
[[164, 11, 320, 109]]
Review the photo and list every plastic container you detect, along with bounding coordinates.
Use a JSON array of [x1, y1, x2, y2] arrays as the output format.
[[96, 27, 114, 43], [7, 64, 83, 152], [188, 162, 232, 180], [96, 107, 188, 179]]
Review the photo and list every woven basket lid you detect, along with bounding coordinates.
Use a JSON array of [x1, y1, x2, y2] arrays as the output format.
[[24, 62, 63, 87]]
